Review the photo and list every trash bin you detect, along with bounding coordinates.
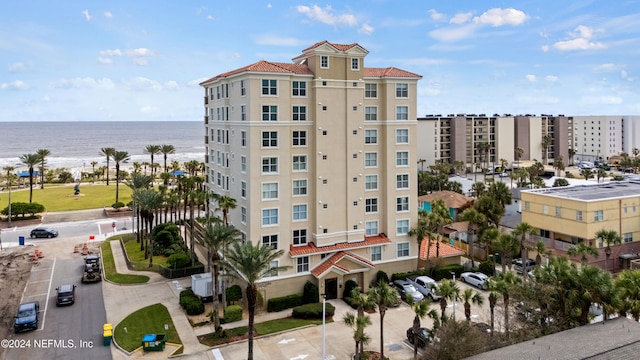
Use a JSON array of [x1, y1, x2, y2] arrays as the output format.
[[142, 334, 166, 352], [103, 323, 113, 346]]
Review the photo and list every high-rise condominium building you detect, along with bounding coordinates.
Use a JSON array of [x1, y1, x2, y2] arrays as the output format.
[[200, 41, 422, 300]]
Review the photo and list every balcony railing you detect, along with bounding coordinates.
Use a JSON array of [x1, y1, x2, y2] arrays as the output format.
[[204, 115, 209, 124], [204, 96, 208, 105]]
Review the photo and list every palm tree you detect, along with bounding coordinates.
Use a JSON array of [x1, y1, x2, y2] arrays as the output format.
[[90, 161, 98, 183], [541, 134, 552, 166], [407, 295, 438, 360], [568, 148, 576, 166], [515, 147, 524, 169], [132, 188, 163, 264], [36, 149, 50, 189], [462, 288, 484, 321], [514, 222, 536, 276], [488, 271, 521, 337], [488, 291, 498, 336], [492, 233, 520, 270], [144, 145, 161, 180], [343, 311, 372, 359], [614, 270, 640, 321], [212, 193, 237, 225], [596, 229, 622, 271], [596, 168, 607, 183], [534, 240, 551, 267], [428, 199, 453, 258], [417, 159, 426, 172], [100, 147, 115, 186], [160, 144, 176, 185], [111, 151, 130, 203], [199, 223, 241, 330], [3, 166, 16, 226], [368, 281, 400, 360], [553, 155, 565, 177], [19, 153, 41, 203], [567, 242, 599, 265], [433, 278, 460, 322], [459, 208, 487, 263], [476, 142, 490, 177], [224, 242, 288, 360], [126, 173, 153, 244], [408, 210, 433, 268]]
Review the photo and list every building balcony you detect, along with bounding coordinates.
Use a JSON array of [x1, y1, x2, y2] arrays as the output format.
[[204, 135, 208, 144], [204, 115, 209, 124]]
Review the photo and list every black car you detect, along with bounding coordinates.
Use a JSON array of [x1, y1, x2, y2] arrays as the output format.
[[30, 227, 59, 238], [406, 327, 431, 348], [14, 301, 40, 333], [56, 284, 76, 306]]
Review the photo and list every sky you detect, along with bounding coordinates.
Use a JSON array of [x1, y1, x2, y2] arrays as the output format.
[[1, 1, 639, 122]]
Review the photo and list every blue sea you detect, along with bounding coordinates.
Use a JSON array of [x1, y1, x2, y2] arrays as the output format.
[[0, 121, 205, 171]]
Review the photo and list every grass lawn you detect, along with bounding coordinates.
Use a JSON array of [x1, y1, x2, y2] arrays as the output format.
[[123, 237, 171, 268], [114, 303, 182, 352], [2, 183, 132, 212], [100, 239, 149, 284]]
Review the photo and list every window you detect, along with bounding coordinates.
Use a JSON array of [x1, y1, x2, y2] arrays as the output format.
[[241, 206, 247, 224], [240, 80, 246, 96], [365, 175, 378, 190], [262, 79, 277, 95], [365, 106, 377, 121], [292, 106, 306, 121], [240, 131, 247, 147], [293, 155, 307, 171], [262, 234, 278, 249], [293, 179, 307, 195], [594, 210, 604, 222], [262, 182, 278, 200], [365, 129, 377, 144], [293, 229, 307, 245], [543, 205, 548, 215], [293, 204, 307, 220], [265, 260, 278, 277], [365, 83, 377, 98], [241, 156, 247, 173], [292, 131, 307, 146], [262, 157, 278, 173], [396, 129, 409, 144], [365, 198, 378, 213], [396, 151, 409, 166], [241, 105, 246, 121], [555, 207, 562, 217], [297, 256, 309, 272], [241, 181, 247, 198], [365, 152, 377, 167], [262, 105, 278, 121], [397, 219, 409, 235], [262, 131, 278, 147], [396, 174, 409, 189], [397, 242, 409, 257], [371, 246, 382, 261], [396, 83, 408, 98], [292, 81, 306, 96], [321, 56, 329, 68], [396, 106, 409, 120], [624, 232, 633, 243], [262, 208, 278, 226], [524, 201, 530, 211], [365, 221, 378, 236], [351, 58, 359, 70], [397, 197, 409, 212]]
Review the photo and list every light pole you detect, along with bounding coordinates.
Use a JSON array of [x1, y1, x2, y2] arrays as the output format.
[[451, 271, 456, 321], [321, 293, 326, 360]]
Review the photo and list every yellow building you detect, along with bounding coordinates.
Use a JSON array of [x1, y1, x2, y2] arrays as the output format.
[[521, 181, 640, 270], [200, 41, 422, 301]]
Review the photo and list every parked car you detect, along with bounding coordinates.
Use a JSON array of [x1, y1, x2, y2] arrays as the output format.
[[406, 275, 441, 300], [14, 301, 40, 333], [460, 272, 489, 290], [513, 258, 536, 274], [30, 227, 59, 238], [406, 327, 431, 348], [393, 280, 424, 302], [55, 284, 76, 306]]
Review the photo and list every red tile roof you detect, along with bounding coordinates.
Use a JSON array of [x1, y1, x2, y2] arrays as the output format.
[[417, 191, 474, 209], [419, 238, 465, 260], [289, 234, 392, 257], [301, 40, 361, 52], [364, 67, 422, 79], [311, 250, 375, 278], [199, 60, 314, 85]]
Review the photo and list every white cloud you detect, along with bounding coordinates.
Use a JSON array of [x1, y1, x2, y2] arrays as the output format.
[[428, 9, 444, 21], [82, 10, 91, 21], [429, 24, 477, 42], [122, 77, 162, 91], [164, 81, 179, 90], [267, 3, 272, 8], [7, 62, 26, 73], [582, 96, 623, 105], [450, 12, 472, 25], [100, 49, 123, 56], [359, 23, 374, 35], [525, 74, 537, 82], [50, 77, 115, 90], [474, 8, 528, 27], [254, 35, 303, 46], [517, 95, 560, 104], [545, 75, 558, 82], [207, 15, 213, 20], [541, 45, 550, 52], [296, 5, 357, 26], [99, 48, 155, 65], [97, 57, 112, 64], [104, 11, 112, 18], [552, 25, 606, 51], [139, 106, 158, 114], [593, 63, 619, 73], [0, 80, 29, 90]]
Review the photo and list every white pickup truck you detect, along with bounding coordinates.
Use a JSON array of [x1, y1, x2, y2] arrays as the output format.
[[406, 275, 441, 301]]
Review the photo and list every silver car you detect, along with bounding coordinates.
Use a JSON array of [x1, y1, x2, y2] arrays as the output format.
[[393, 280, 424, 302], [460, 272, 489, 290]]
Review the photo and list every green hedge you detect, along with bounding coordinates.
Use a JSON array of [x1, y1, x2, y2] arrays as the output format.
[[292, 302, 335, 319], [343, 280, 358, 299], [391, 265, 465, 283], [267, 293, 304, 313], [303, 281, 319, 304], [224, 305, 243, 323], [179, 289, 204, 315]]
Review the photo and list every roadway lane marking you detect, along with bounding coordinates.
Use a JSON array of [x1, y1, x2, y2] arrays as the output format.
[[211, 348, 224, 360], [40, 256, 56, 331]]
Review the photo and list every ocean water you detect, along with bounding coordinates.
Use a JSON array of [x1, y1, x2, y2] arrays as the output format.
[[0, 121, 205, 172]]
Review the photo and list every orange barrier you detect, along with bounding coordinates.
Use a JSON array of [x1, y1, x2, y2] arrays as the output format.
[[82, 243, 88, 255], [73, 245, 79, 253], [37, 250, 44, 258], [32, 253, 39, 262], [89, 235, 95, 241]]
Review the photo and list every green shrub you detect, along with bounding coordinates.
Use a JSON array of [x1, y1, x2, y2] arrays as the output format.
[[226, 285, 242, 304], [343, 280, 358, 299], [303, 281, 319, 304], [390, 272, 408, 282], [478, 261, 495, 276], [167, 253, 191, 269], [112, 201, 125, 209], [179, 289, 204, 315], [224, 305, 243, 323], [344, 296, 376, 311], [375, 270, 389, 285], [292, 302, 335, 319], [267, 293, 304, 312], [180, 289, 195, 300], [1, 202, 45, 218], [431, 264, 465, 281]]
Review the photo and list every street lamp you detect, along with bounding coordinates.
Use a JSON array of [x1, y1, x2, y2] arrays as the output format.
[[451, 271, 456, 321], [321, 293, 326, 360]]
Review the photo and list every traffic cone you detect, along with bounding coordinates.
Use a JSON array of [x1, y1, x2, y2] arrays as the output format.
[[32, 253, 39, 263], [82, 243, 88, 255], [37, 250, 44, 258], [73, 245, 79, 253]]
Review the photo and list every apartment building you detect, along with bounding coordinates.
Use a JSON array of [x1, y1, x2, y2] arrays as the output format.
[[521, 181, 640, 270], [200, 41, 422, 301]]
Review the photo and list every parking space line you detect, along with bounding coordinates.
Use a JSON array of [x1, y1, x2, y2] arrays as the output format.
[[40, 256, 55, 331]]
